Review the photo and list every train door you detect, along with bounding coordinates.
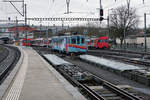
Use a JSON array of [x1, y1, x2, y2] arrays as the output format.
[[71, 36, 76, 45], [77, 36, 80, 45], [22, 39, 31, 46], [60, 37, 65, 52]]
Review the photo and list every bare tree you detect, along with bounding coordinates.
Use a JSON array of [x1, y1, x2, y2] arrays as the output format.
[[110, 6, 139, 45]]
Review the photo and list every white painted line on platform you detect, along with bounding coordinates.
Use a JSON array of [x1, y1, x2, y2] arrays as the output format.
[[5, 49, 28, 100]]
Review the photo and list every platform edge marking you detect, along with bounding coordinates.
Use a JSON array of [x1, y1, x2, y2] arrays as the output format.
[[5, 49, 28, 100]]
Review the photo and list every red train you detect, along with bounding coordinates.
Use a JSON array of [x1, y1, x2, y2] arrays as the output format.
[[31, 38, 51, 47], [87, 37, 111, 49], [22, 38, 31, 46]]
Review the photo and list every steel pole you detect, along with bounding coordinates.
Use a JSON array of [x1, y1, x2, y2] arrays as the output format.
[[107, 16, 109, 37], [67, 2, 69, 14], [23, 0, 24, 16], [99, 0, 102, 25], [66, 0, 70, 14], [46, 26, 49, 48], [16, 17, 18, 41], [127, 0, 130, 14], [99, 0, 102, 9], [123, 17, 126, 50], [108, 9, 113, 38], [123, 0, 130, 50], [40, 24, 42, 38], [25, 4, 27, 43], [144, 13, 147, 52]]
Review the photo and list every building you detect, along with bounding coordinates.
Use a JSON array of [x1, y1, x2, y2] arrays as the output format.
[[8, 25, 36, 40]]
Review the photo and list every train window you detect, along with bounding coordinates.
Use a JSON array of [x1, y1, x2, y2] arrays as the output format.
[[67, 38, 70, 43], [106, 39, 108, 42], [81, 38, 85, 44], [68, 38, 70, 44], [99, 40, 104, 43], [72, 38, 76, 44], [103, 40, 105, 42], [77, 36, 80, 44]]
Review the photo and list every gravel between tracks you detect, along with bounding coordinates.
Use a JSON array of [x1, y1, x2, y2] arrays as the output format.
[[62, 56, 150, 96], [33, 47, 150, 97]]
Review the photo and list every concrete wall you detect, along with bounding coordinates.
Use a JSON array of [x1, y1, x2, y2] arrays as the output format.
[[116, 37, 150, 48], [137, 37, 150, 48]]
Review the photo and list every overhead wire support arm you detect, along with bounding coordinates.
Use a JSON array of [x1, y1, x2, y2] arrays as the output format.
[[3, 0, 24, 17], [3, 0, 23, 2], [9, 1, 24, 16], [114, 0, 144, 4]]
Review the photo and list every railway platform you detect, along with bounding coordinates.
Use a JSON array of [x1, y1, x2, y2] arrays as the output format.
[[2, 46, 86, 100]]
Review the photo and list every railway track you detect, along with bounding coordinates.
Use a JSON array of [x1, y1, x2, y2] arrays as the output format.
[[0, 45, 9, 63], [33, 46, 150, 86], [109, 49, 150, 56], [46, 58, 142, 100], [88, 49, 150, 56], [0, 45, 21, 84], [87, 50, 150, 67], [33, 47, 145, 100]]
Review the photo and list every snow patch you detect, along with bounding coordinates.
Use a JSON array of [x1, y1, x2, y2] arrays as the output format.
[[44, 54, 72, 66], [80, 55, 142, 71]]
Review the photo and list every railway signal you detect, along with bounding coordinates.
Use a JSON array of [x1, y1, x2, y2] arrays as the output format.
[[99, 0, 104, 21], [100, 9, 104, 16], [100, 17, 104, 21], [100, 8, 104, 21]]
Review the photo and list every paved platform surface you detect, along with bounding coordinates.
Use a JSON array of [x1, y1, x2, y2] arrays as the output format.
[[3, 47, 85, 100]]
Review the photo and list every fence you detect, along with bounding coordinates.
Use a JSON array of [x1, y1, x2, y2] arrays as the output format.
[[111, 44, 150, 53]]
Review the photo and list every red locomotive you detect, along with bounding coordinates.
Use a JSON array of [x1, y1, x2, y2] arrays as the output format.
[[22, 38, 31, 46], [87, 36, 110, 49]]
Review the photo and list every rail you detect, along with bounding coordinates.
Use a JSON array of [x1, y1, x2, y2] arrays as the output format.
[[34, 46, 143, 100], [0, 45, 21, 84], [93, 75, 141, 100]]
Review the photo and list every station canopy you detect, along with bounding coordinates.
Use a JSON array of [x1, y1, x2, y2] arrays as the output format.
[[8, 26, 36, 32]]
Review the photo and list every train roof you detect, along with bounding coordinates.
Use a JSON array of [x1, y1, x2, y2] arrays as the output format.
[[52, 35, 85, 39], [98, 36, 109, 39], [34, 38, 43, 40]]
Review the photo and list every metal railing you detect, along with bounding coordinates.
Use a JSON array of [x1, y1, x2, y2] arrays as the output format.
[[111, 44, 150, 53]]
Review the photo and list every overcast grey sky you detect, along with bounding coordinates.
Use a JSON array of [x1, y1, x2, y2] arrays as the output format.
[[0, 0, 150, 27]]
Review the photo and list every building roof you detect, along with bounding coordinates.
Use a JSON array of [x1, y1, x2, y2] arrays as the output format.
[[8, 26, 36, 32]]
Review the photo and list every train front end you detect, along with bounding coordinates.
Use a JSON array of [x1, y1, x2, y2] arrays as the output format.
[[66, 35, 87, 54]]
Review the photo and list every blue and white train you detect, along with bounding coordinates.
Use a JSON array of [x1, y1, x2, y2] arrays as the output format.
[[51, 35, 87, 54]]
